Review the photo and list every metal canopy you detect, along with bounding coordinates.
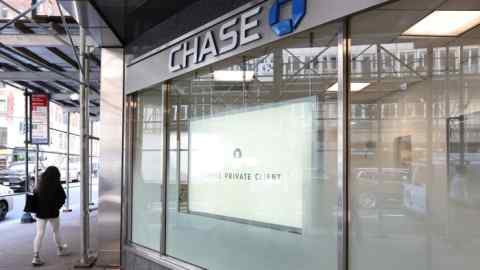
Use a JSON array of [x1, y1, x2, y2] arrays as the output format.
[[0, 2, 101, 115]]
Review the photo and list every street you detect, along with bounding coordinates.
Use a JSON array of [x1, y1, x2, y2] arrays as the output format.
[[0, 183, 98, 226], [0, 182, 100, 270]]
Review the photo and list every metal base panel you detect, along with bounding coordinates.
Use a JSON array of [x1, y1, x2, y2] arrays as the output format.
[[74, 253, 98, 268]]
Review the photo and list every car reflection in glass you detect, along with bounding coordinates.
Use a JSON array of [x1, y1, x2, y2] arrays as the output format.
[[354, 167, 410, 210]]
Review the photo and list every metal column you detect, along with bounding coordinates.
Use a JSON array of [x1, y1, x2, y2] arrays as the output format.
[[337, 20, 350, 270], [35, 144, 39, 186], [64, 112, 72, 212], [21, 90, 35, 223], [74, 26, 97, 268], [97, 48, 124, 267], [89, 119, 94, 206]]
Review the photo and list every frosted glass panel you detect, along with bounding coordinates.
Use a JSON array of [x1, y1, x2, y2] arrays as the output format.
[[131, 89, 163, 251], [166, 22, 341, 270], [349, 2, 480, 270]]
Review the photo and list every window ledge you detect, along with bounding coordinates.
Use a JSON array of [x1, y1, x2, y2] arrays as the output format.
[[124, 244, 205, 270]]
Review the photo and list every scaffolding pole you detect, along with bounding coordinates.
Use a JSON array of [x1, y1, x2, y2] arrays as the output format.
[[63, 112, 72, 212], [89, 119, 94, 206], [74, 26, 96, 268], [21, 90, 35, 224]]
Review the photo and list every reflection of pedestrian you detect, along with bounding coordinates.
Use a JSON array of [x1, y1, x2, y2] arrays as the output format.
[[32, 166, 69, 266]]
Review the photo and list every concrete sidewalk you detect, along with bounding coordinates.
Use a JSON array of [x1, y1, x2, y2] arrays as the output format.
[[0, 206, 114, 270]]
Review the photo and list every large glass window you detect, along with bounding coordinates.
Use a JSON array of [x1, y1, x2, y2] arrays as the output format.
[[166, 22, 341, 270], [125, 1, 480, 269], [131, 88, 164, 251], [349, 1, 480, 270]]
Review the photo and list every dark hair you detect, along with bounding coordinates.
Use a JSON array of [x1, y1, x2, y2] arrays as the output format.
[[37, 166, 62, 196]]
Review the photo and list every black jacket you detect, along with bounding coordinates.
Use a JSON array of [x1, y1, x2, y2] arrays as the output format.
[[34, 186, 66, 219]]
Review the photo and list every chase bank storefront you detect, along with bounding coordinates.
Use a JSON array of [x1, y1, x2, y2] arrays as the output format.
[[122, 0, 480, 269]]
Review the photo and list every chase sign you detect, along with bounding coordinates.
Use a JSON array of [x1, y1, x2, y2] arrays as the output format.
[[168, 0, 307, 73], [127, 0, 391, 93], [269, 0, 306, 36]]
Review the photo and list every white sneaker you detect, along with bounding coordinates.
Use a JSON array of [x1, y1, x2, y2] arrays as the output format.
[[57, 244, 70, 256], [32, 255, 44, 267]]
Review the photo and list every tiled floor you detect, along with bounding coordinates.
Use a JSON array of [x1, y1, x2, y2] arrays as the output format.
[[0, 207, 112, 270]]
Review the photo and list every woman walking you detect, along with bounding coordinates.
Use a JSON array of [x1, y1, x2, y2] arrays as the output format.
[[32, 166, 69, 266]]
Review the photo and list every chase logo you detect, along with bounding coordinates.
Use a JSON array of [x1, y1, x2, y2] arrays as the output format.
[[233, 148, 242, 159], [269, 0, 306, 36]]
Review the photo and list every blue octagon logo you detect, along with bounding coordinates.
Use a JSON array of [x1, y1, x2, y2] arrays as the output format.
[[269, 0, 306, 36]]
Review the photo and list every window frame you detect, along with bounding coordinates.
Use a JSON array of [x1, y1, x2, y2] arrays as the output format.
[[124, 19, 352, 270]]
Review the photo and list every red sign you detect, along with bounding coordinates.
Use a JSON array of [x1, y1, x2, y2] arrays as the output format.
[[30, 94, 49, 145]]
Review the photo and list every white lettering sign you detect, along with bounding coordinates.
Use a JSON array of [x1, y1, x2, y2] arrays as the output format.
[[169, 6, 262, 72]]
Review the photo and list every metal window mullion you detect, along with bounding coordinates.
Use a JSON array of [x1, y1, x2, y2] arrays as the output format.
[[337, 19, 350, 270], [124, 95, 136, 246], [161, 83, 169, 255], [79, 24, 89, 259]]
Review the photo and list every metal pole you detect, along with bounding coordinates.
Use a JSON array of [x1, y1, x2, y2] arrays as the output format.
[[21, 90, 35, 223], [74, 26, 96, 268], [25, 91, 30, 193], [35, 144, 39, 186], [459, 46, 465, 166], [55, 0, 83, 72], [63, 112, 72, 212], [89, 118, 94, 206], [337, 20, 350, 270], [31, 0, 37, 17]]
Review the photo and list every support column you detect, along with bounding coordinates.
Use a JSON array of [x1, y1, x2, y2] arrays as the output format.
[[75, 26, 96, 268], [337, 20, 350, 270], [21, 90, 35, 224], [64, 112, 72, 212], [97, 48, 124, 268], [35, 144, 39, 186], [89, 120, 94, 206]]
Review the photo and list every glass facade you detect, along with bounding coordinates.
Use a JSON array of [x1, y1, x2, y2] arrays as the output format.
[[126, 0, 480, 269], [165, 21, 341, 270], [348, 3, 480, 270], [131, 88, 165, 251]]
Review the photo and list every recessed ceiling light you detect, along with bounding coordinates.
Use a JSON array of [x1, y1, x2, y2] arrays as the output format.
[[213, 70, 254, 82], [327, 82, 371, 92], [70, 93, 80, 101], [403, 11, 480, 36]]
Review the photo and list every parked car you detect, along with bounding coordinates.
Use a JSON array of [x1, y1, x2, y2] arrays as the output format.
[[0, 161, 44, 192], [0, 185, 14, 221], [58, 158, 81, 183]]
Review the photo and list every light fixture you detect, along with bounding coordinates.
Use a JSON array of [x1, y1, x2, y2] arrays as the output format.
[[327, 82, 371, 92], [213, 70, 255, 82], [403, 11, 480, 36], [70, 93, 80, 101]]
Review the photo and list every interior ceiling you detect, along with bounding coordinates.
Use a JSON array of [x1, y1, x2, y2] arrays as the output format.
[[351, 0, 480, 103]]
